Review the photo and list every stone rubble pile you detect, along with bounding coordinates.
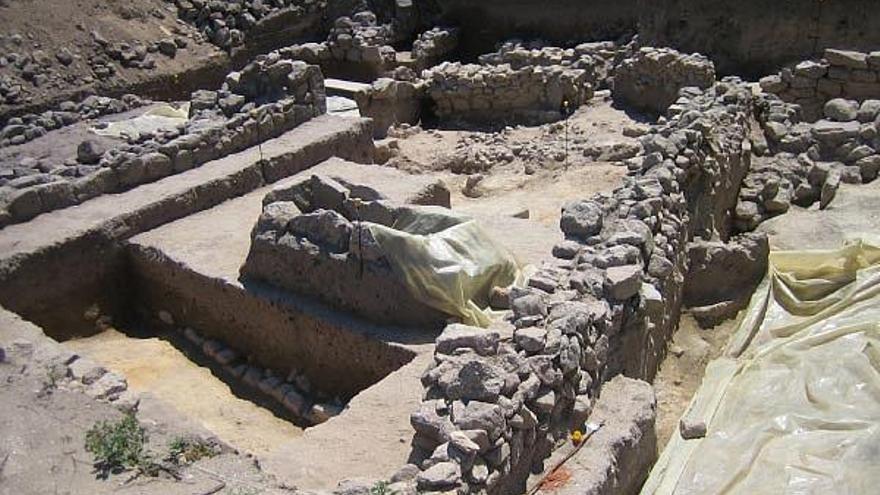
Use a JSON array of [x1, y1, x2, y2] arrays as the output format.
[[199, 50, 327, 118], [406, 78, 754, 493], [613, 47, 716, 115], [0, 94, 147, 148], [177, 323, 344, 425], [241, 174, 453, 327], [168, 0, 327, 49], [735, 91, 880, 230], [423, 62, 594, 126], [89, 29, 189, 74], [0, 60, 326, 228], [759, 48, 880, 121]]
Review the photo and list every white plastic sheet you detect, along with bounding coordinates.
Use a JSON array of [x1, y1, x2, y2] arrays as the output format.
[[644, 240, 880, 495], [92, 103, 189, 140], [366, 206, 520, 327]]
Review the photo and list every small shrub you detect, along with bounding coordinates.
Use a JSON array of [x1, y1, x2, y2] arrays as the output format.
[[84, 413, 155, 477], [167, 436, 219, 465], [371, 481, 395, 495]]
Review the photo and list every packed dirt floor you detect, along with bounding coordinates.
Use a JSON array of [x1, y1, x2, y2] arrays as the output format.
[[64, 327, 303, 456]]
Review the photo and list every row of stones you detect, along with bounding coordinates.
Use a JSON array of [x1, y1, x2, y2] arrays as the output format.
[[0, 94, 146, 149], [280, 12, 458, 81], [735, 93, 880, 231], [477, 39, 635, 89], [0, 54, 327, 228], [174, 322, 343, 425], [405, 79, 755, 494], [760, 48, 880, 121], [5, 337, 135, 410], [0, 96, 321, 228], [169, 0, 327, 49], [423, 62, 594, 124]]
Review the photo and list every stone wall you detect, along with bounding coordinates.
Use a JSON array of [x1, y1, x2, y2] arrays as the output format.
[[241, 174, 454, 328], [0, 94, 147, 148], [759, 49, 880, 122], [405, 79, 755, 493], [423, 62, 593, 126], [281, 11, 400, 82], [477, 40, 634, 90], [613, 47, 716, 116], [353, 78, 425, 138], [412, 27, 460, 72], [0, 58, 326, 228]]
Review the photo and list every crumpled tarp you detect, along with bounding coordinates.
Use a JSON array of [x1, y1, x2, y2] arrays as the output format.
[[365, 206, 520, 327], [643, 239, 880, 495], [92, 103, 189, 140]]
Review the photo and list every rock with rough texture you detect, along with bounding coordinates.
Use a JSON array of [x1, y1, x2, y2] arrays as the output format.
[[684, 232, 769, 308], [435, 324, 500, 356], [824, 98, 859, 122], [679, 416, 707, 439], [561, 200, 603, 239], [416, 461, 461, 490], [76, 140, 105, 164], [604, 265, 642, 300]]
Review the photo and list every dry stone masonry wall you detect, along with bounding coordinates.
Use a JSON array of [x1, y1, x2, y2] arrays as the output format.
[[759, 49, 880, 122], [477, 39, 635, 90], [613, 47, 716, 115], [404, 78, 762, 494], [423, 62, 594, 126], [0, 57, 326, 228], [241, 174, 454, 327]]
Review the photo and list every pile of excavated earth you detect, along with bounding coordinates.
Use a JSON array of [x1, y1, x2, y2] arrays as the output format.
[[2, 1, 880, 495]]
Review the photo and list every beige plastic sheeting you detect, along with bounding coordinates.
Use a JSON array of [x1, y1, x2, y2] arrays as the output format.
[[92, 103, 190, 140], [366, 206, 520, 328], [643, 239, 880, 495]]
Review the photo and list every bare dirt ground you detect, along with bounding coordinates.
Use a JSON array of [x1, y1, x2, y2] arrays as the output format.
[[0, 0, 222, 117], [65, 327, 303, 457], [378, 98, 635, 263], [652, 314, 739, 450], [0, 313, 291, 495]]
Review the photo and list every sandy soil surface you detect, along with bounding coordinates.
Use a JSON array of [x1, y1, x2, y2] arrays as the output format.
[[652, 314, 739, 450], [380, 98, 634, 264], [64, 328, 302, 457]]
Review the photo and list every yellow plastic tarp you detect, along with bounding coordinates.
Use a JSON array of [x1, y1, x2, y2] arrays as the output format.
[[643, 239, 880, 495], [366, 206, 520, 327], [92, 103, 190, 140]]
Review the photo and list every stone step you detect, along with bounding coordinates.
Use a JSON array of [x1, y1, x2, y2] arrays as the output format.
[[325, 78, 372, 99], [0, 115, 374, 329]]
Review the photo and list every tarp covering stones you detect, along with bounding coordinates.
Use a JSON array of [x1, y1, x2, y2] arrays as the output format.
[[367, 206, 520, 327], [644, 239, 880, 494]]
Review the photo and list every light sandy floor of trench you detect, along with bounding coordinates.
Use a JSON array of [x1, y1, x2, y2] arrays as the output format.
[[64, 328, 302, 456]]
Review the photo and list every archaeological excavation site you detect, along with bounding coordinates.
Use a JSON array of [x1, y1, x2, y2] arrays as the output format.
[[2, 0, 880, 493]]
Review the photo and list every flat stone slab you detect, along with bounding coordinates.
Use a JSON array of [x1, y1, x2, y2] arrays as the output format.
[[325, 78, 372, 98]]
